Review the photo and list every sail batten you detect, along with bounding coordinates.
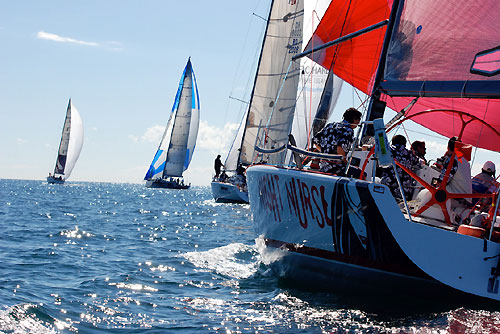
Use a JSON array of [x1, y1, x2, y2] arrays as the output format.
[[145, 59, 199, 181], [238, 0, 305, 166], [289, 0, 343, 156]]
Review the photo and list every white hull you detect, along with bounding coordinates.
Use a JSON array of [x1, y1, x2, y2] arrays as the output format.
[[247, 165, 500, 302], [211, 181, 249, 204]]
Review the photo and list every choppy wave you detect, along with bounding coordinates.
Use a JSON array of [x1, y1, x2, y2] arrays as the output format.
[[0, 303, 73, 333], [182, 243, 259, 279], [1, 179, 500, 333]]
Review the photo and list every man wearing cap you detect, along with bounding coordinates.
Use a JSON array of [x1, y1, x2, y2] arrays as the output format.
[[472, 161, 499, 206]]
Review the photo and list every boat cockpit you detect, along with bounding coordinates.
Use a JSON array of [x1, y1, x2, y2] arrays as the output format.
[[282, 109, 500, 244]]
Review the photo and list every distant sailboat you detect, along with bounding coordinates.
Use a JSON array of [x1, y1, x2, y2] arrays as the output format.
[[144, 58, 200, 189], [47, 99, 84, 184]]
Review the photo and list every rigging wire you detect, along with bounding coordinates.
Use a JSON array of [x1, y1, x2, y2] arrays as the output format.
[[306, 9, 317, 145], [471, 99, 491, 168], [299, 4, 329, 146], [263, 2, 304, 140], [401, 128, 448, 140], [219, 0, 267, 157]]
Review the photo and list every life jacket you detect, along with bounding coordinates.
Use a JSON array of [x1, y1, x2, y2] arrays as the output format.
[[472, 172, 497, 194]]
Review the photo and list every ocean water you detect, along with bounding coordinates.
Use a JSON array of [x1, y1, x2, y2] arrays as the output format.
[[1, 179, 499, 333]]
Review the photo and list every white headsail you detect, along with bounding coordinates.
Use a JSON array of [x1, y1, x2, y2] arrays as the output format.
[[53, 99, 84, 180]]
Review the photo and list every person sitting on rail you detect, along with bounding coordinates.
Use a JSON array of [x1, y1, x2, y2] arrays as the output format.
[[471, 161, 499, 207], [312, 107, 362, 176]]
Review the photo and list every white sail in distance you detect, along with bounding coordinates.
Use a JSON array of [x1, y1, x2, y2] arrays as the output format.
[[53, 99, 84, 180]]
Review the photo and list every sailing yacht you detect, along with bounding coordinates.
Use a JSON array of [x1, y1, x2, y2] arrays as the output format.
[[144, 58, 200, 189], [47, 99, 84, 184], [246, 0, 500, 303], [211, 0, 341, 204]]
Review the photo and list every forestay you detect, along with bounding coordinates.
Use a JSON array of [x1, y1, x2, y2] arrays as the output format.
[[54, 99, 84, 180], [226, 0, 341, 170], [225, 113, 246, 172], [291, 0, 342, 152], [145, 59, 200, 180], [238, 0, 304, 166]]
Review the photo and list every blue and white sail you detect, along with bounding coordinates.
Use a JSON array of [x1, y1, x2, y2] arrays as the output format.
[[145, 59, 200, 180]]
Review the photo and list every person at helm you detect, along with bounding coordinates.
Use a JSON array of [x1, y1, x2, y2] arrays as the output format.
[[471, 161, 499, 206]]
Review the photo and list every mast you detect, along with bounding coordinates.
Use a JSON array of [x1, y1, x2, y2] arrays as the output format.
[[236, 0, 275, 167], [53, 98, 72, 176], [163, 59, 193, 178], [362, 0, 402, 136], [310, 68, 340, 139]]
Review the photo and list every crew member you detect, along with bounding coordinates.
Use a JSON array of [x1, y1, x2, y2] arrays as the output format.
[[312, 107, 362, 175]]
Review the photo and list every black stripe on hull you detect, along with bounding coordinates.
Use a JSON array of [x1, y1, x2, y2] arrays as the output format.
[[264, 237, 430, 280]]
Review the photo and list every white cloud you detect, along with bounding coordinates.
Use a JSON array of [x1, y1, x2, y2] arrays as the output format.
[[128, 135, 139, 143], [37, 31, 99, 47], [421, 139, 447, 156], [128, 126, 163, 144], [183, 164, 213, 186], [196, 120, 239, 153], [134, 121, 239, 154], [141, 125, 165, 143], [16, 138, 28, 144]]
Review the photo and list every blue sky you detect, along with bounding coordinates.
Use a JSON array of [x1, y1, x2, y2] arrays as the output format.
[[0, 1, 494, 186], [0, 1, 271, 185]]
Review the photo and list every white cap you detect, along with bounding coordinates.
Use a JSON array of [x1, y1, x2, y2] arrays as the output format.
[[483, 161, 496, 173]]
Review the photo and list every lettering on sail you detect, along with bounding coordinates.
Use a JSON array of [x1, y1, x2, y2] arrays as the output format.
[[257, 174, 283, 222], [285, 178, 332, 229]]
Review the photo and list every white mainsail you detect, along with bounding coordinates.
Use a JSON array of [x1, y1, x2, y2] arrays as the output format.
[[226, 0, 340, 170], [145, 59, 200, 180], [53, 99, 84, 180], [238, 0, 304, 167]]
